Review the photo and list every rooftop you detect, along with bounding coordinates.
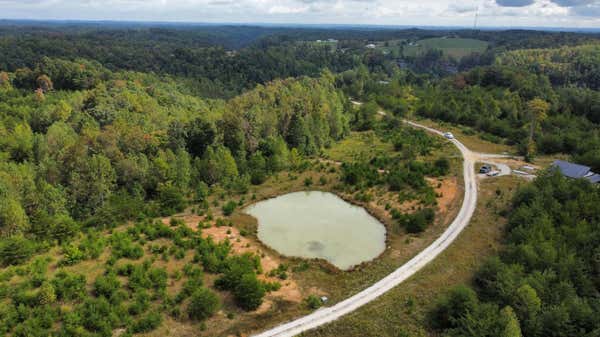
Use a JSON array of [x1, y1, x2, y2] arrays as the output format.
[[551, 160, 592, 179]]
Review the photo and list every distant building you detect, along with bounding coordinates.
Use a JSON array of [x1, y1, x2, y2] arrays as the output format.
[[327, 38, 338, 43], [366, 43, 376, 49], [551, 160, 600, 184]]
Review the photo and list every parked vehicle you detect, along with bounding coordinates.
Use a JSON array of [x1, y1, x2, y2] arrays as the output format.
[[487, 170, 500, 177], [443, 132, 454, 139], [479, 165, 492, 174]]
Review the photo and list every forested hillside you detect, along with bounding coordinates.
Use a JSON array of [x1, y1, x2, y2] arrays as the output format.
[[1, 24, 598, 98], [0, 56, 348, 246], [496, 44, 600, 89], [432, 171, 600, 337]]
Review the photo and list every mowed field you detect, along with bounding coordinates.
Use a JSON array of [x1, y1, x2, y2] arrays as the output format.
[[403, 38, 489, 59]]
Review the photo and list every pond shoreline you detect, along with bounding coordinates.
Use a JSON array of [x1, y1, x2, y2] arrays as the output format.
[[245, 188, 390, 272]]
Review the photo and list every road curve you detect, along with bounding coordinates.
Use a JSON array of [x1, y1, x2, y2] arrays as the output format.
[[252, 120, 478, 337]]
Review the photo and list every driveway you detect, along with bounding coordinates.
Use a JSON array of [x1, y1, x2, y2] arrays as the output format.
[[252, 120, 480, 337]]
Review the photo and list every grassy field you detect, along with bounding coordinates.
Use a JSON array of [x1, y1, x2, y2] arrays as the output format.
[[305, 175, 523, 337], [403, 38, 489, 59], [323, 131, 395, 163]]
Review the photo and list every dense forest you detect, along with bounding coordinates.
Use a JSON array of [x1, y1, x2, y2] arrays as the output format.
[[432, 171, 600, 337], [1, 23, 599, 98]]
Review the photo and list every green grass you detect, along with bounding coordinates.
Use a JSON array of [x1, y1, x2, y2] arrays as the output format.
[[403, 38, 489, 59], [323, 131, 394, 162]]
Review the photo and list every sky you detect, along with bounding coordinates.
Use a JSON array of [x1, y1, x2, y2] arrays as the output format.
[[0, 0, 598, 28]]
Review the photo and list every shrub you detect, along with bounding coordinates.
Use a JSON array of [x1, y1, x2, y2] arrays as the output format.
[[222, 201, 237, 216], [215, 254, 260, 291], [128, 290, 150, 315], [94, 273, 121, 298], [233, 273, 265, 311], [110, 232, 144, 260], [130, 310, 162, 333], [305, 295, 322, 309], [433, 157, 450, 176], [157, 183, 186, 215], [401, 208, 435, 233], [188, 288, 220, 321], [303, 177, 313, 187], [60, 244, 86, 266], [78, 296, 121, 334], [52, 271, 87, 301], [0, 235, 35, 266], [37, 282, 57, 305]]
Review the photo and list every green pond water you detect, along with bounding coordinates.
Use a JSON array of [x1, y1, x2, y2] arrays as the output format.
[[244, 191, 386, 270]]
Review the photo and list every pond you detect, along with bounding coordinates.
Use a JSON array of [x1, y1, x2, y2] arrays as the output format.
[[244, 191, 386, 270]]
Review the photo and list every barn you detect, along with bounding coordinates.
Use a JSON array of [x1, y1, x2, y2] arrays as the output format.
[[551, 160, 600, 184]]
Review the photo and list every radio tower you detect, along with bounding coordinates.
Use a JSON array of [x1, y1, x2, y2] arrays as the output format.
[[473, 1, 480, 30]]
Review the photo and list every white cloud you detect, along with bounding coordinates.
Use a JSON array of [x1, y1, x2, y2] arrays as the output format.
[[0, 0, 597, 28]]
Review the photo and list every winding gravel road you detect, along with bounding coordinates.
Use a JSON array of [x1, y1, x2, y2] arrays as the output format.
[[252, 120, 479, 337]]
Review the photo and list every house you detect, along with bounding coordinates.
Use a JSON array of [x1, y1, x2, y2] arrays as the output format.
[[551, 160, 600, 184]]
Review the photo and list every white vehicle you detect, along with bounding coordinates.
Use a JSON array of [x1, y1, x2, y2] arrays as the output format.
[[486, 170, 500, 177], [443, 132, 454, 139]]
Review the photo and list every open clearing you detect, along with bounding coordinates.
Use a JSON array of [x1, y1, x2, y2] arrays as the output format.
[[403, 38, 489, 59], [145, 130, 463, 336]]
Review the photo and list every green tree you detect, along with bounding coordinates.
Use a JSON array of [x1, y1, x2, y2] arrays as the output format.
[[174, 148, 192, 190], [8, 123, 34, 162], [355, 101, 378, 131], [37, 282, 57, 305], [248, 151, 267, 185], [185, 118, 215, 158], [0, 234, 35, 266], [200, 146, 239, 185], [234, 273, 265, 311], [188, 288, 220, 321], [157, 183, 186, 215], [0, 197, 29, 237], [69, 154, 116, 218], [499, 306, 523, 337], [286, 114, 314, 155], [525, 98, 550, 157]]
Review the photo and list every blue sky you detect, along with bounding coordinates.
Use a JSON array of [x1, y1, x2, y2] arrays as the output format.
[[0, 0, 598, 28]]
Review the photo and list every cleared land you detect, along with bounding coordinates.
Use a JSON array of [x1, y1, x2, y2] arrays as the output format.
[[403, 38, 489, 59], [147, 131, 463, 336]]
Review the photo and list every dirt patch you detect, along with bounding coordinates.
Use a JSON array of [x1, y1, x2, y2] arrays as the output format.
[[428, 176, 459, 215], [160, 214, 304, 307]]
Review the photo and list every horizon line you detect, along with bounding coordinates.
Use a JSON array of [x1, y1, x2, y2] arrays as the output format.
[[0, 18, 599, 33]]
